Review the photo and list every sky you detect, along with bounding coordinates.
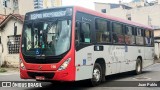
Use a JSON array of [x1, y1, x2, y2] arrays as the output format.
[[62, 0, 155, 10]]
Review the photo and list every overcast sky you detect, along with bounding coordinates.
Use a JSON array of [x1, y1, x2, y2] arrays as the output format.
[[62, 0, 155, 10]]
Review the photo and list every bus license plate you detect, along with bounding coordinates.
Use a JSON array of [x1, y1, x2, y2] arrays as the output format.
[[36, 76, 45, 80]]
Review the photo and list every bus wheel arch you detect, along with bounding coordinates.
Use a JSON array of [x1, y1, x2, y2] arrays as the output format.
[[91, 58, 106, 86]]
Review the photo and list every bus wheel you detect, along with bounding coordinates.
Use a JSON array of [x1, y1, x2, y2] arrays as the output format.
[[135, 58, 142, 75], [91, 63, 102, 86]]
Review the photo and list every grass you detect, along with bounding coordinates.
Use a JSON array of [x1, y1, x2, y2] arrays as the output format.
[[0, 68, 7, 73]]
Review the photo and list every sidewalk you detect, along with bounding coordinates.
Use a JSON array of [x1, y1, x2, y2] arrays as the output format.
[[155, 59, 160, 63], [0, 67, 19, 74]]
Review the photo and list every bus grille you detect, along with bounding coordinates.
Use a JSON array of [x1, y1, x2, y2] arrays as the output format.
[[22, 51, 68, 64], [23, 55, 62, 64], [27, 72, 55, 79]]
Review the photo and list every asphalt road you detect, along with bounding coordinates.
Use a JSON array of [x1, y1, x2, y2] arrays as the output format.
[[0, 63, 160, 90]]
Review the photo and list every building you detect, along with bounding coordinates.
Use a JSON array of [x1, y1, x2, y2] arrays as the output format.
[[34, 0, 62, 10], [126, 0, 146, 7], [154, 29, 160, 58], [0, 14, 5, 23], [94, 0, 160, 28], [52, 0, 62, 7], [43, 0, 62, 9], [0, 14, 24, 67], [95, 0, 160, 58], [34, 0, 43, 9], [94, 3, 132, 18], [0, 0, 62, 15], [0, 0, 34, 15]]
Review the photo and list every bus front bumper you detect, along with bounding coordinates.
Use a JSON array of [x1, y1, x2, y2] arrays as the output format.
[[20, 69, 74, 81]]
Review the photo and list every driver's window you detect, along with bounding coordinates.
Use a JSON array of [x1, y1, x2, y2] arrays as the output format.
[[75, 22, 80, 44], [80, 22, 91, 43], [25, 25, 32, 50], [75, 22, 91, 44]]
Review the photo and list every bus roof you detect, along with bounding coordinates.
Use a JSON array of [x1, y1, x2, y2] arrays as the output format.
[[25, 6, 73, 14], [74, 6, 153, 30], [25, 6, 152, 30]]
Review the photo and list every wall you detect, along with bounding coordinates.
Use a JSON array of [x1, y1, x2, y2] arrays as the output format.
[[126, 1, 145, 8], [95, 4, 160, 28], [94, 3, 111, 14], [131, 5, 160, 26], [18, 0, 34, 15], [0, 0, 19, 15], [52, 0, 62, 7], [154, 30, 160, 37], [0, 0, 34, 15], [154, 29, 160, 58], [0, 18, 22, 67], [108, 7, 129, 20], [158, 0, 160, 4]]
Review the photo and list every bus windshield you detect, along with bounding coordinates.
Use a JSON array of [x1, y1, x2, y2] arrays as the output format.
[[22, 19, 71, 56]]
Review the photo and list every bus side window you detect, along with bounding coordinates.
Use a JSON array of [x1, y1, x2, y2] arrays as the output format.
[[95, 18, 110, 43], [125, 26, 135, 45], [80, 23, 91, 43], [136, 28, 144, 45], [112, 22, 124, 44], [145, 30, 152, 46]]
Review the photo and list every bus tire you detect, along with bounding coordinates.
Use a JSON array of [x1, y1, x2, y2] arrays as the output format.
[[135, 58, 142, 75], [91, 63, 102, 86]]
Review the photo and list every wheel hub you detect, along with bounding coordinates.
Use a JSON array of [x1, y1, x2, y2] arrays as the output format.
[[93, 68, 100, 82], [137, 63, 141, 72]]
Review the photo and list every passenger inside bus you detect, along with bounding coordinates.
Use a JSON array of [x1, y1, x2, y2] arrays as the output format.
[[112, 33, 118, 43]]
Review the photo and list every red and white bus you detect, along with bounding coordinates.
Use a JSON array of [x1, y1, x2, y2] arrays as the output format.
[[20, 6, 154, 86]]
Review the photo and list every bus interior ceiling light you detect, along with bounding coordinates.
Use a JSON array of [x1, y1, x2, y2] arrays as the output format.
[[58, 58, 71, 71]]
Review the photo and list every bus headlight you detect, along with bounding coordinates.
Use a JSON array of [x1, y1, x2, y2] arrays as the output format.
[[20, 59, 25, 70], [58, 58, 71, 71]]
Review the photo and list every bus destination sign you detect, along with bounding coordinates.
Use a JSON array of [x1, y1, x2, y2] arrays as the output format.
[[30, 10, 66, 20]]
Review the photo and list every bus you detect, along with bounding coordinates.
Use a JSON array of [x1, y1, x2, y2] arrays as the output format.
[[20, 6, 154, 86]]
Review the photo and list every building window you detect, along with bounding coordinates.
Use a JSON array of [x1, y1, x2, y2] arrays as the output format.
[[2, 0, 7, 7], [13, 0, 18, 9], [34, 0, 43, 9], [96, 18, 110, 43], [7, 35, 21, 54], [128, 17, 131, 20], [126, 14, 131, 21], [101, 9, 106, 13]]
